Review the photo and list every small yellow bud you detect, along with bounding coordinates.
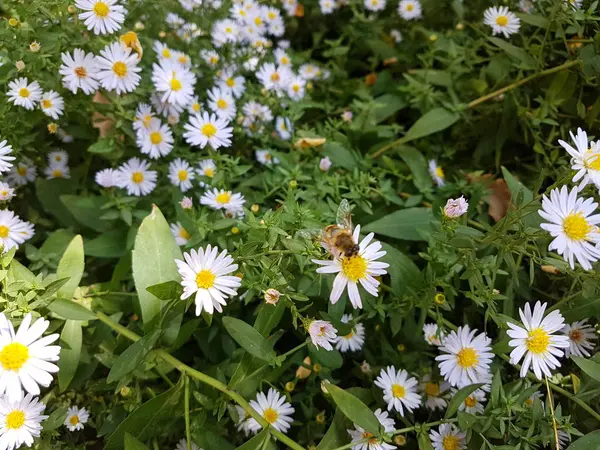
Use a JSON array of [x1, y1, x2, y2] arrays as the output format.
[[315, 411, 326, 424], [397, 344, 405, 352], [289, 180, 297, 188], [120, 386, 131, 397], [313, 363, 322, 373], [251, 204, 260, 213], [296, 356, 312, 379], [8, 18, 19, 27], [434, 293, 445, 304], [285, 381, 295, 392], [47, 123, 58, 134], [394, 435, 407, 446], [456, 23, 464, 31], [231, 226, 240, 235], [29, 41, 41, 52], [260, 219, 265, 225], [68, 5, 77, 13], [429, 34, 437, 42], [158, 31, 166, 38]]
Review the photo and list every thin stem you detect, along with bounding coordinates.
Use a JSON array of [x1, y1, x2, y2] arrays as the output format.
[[279, 341, 308, 360], [96, 312, 140, 342], [331, 438, 369, 450], [185, 376, 192, 450], [545, 376, 560, 450], [392, 418, 457, 435]]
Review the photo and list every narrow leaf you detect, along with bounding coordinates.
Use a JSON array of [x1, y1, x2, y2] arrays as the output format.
[[363, 208, 435, 241], [235, 428, 275, 450], [325, 383, 380, 435], [48, 298, 97, 321], [107, 331, 161, 383], [444, 383, 484, 419], [222, 316, 276, 363], [401, 107, 459, 144], [58, 320, 82, 392], [571, 356, 600, 382], [57, 235, 84, 299]]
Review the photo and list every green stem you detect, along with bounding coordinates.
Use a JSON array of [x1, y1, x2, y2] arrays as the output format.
[[185, 376, 192, 450], [279, 341, 308, 360], [96, 312, 306, 450], [331, 438, 369, 450], [237, 249, 296, 260], [392, 418, 457, 435]]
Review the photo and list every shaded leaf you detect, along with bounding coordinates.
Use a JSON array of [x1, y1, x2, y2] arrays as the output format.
[[445, 384, 484, 419], [48, 298, 97, 321], [107, 331, 161, 383], [571, 356, 600, 382], [58, 320, 82, 392], [57, 235, 84, 300], [326, 383, 380, 435], [223, 316, 277, 363], [401, 108, 459, 144], [363, 208, 434, 241], [566, 431, 600, 450], [124, 433, 150, 450]]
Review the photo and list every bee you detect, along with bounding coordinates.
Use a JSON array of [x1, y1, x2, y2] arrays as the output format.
[[320, 200, 360, 259]]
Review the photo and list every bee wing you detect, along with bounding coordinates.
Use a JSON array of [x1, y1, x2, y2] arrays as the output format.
[[296, 228, 323, 241], [336, 199, 353, 230]]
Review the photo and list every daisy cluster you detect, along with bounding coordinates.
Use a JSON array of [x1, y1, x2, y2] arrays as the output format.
[[0, 313, 88, 449]]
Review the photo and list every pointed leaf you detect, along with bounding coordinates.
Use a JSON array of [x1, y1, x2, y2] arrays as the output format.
[[235, 428, 276, 450], [48, 298, 97, 321], [58, 320, 82, 392], [325, 383, 380, 435], [444, 383, 484, 419], [124, 433, 150, 450], [57, 235, 84, 299], [363, 208, 435, 241], [401, 107, 459, 144], [107, 331, 161, 383], [222, 316, 276, 363], [571, 356, 600, 382]]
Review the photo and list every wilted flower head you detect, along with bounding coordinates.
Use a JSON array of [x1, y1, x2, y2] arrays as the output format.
[[264, 288, 281, 305], [443, 196, 469, 218], [319, 156, 332, 172], [180, 196, 193, 209]]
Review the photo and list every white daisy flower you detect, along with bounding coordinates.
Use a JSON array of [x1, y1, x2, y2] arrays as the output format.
[[133, 103, 156, 134], [451, 387, 486, 415], [200, 188, 246, 218], [0, 313, 60, 401], [75, 0, 126, 35], [0, 139, 15, 174], [153, 41, 173, 60], [435, 325, 494, 388], [7, 78, 42, 110], [275, 117, 293, 140], [255, 149, 279, 166], [312, 225, 389, 309], [207, 87, 236, 120], [168, 158, 194, 192], [233, 405, 252, 437], [274, 48, 292, 67], [59, 49, 100, 95], [0, 393, 47, 449], [175, 438, 201, 450], [347, 408, 395, 450], [187, 96, 203, 116], [428, 159, 445, 186], [246, 388, 295, 434], [444, 196, 469, 218], [212, 19, 240, 47], [40, 91, 64, 120], [0, 210, 34, 252], [398, 0, 422, 19], [423, 323, 446, 346], [95, 168, 117, 188], [175, 245, 241, 315], [95, 42, 142, 94], [201, 49, 220, 67], [420, 375, 450, 411], [170, 222, 192, 246], [334, 314, 365, 353], [256, 63, 292, 93], [218, 70, 246, 98], [538, 186, 600, 270], [307, 320, 338, 351], [48, 150, 69, 165], [152, 61, 196, 107], [173, 51, 192, 68], [566, 0, 583, 8], [374, 366, 421, 415], [0, 183, 15, 202], [198, 159, 217, 178], [299, 64, 320, 80], [562, 319, 597, 358], [136, 118, 174, 159], [6, 161, 36, 186], [319, 0, 337, 14], [44, 163, 70, 179], [558, 128, 600, 190], [483, 6, 521, 38], [166, 13, 185, 28], [365, 0, 386, 12], [151, 92, 184, 119], [429, 424, 466, 450], [64, 405, 89, 431], [390, 29, 403, 43], [115, 157, 157, 196], [507, 301, 570, 379], [183, 112, 233, 150]]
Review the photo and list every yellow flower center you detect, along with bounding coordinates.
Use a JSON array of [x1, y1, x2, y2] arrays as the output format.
[[69, 415, 80, 425], [0, 342, 29, 371], [526, 328, 550, 354], [268, 12, 276, 19], [48, 123, 58, 133], [178, 170, 188, 181], [281, 56, 289, 65], [406, 3, 414, 11], [131, 171, 144, 184], [217, 99, 227, 109], [464, 395, 478, 408], [192, 103, 200, 112], [569, 329, 583, 343], [434, 293, 446, 304], [343, 329, 354, 339], [112, 61, 128, 77], [0, 226, 9, 238], [149, 131, 163, 145], [341, 255, 368, 282], [196, 269, 216, 289], [202, 123, 217, 137], [19, 88, 30, 98], [204, 167, 215, 177], [391, 384, 405, 398], [42, 99, 52, 109], [361, 432, 377, 444], [216, 192, 231, 204], [263, 407, 278, 424], [178, 56, 188, 64], [75, 66, 87, 78], [170, 78, 182, 91], [17, 167, 27, 176], [6, 410, 25, 429], [1, 190, 8, 197], [435, 166, 444, 178], [93, 1, 110, 17], [563, 213, 591, 241], [162, 48, 171, 58], [424, 382, 440, 396], [584, 151, 600, 170], [225, 26, 232, 33], [496, 15, 508, 26], [52, 169, 64, 178], [270, 72, 280, 82], [292, 84, 300, 92], [210, 56, 218, 64], [179, 228, 191, 240], [456, 347, 478, 368], [442, 435, 459, 450], [226, 78, 235, 87]]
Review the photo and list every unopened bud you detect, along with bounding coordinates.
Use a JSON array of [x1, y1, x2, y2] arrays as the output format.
[[434, 293, 446, 304], [315, 411, 326, 424], [394, 435, 407, 446], [68, 5, 77, 13], [285, 381, 295, 392], [29, 41, 40, 52], [397, 344, 405, 352], [296, 356, 312, 379], [8, 18, 19, 27], [231, 226, 240, 235], [120, 386, 131, 397], [319, 157, 332, 172], [360, 360, 372, 374], [15, 61, 25, 71], [289, 180, 297, 188], [47, 123, 58, 134], [251, 204, 260, 213], [313, 363, 321, 373], [180, 196, 193, 209], [264, 288, 281, 305]]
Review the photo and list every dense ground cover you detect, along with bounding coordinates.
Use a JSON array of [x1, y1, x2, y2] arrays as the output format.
[[1, 0, 600, 449]]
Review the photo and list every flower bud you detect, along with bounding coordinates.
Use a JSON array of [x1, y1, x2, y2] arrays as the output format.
[[319, 157, 332, 172], [180, 196, 193, 209], [47, 123, 58, 134], [29, 41, 40, 52], [434, 293, 445, 304], [251, 204, 260, 213], [289, 180, 297, 188], [456, 23, 464, 30], [341, 110, 353, 122], [15, 61, 25, 71], [285, 381, 295, 392], [443, 196, 469, 218], [264, 288, 281, 305], [120, 386, 131, 397], [8, 18, 19, 27], [394, 435, 407, 446], [315, 411, 326, 424], [67, 5, 77, 13], [313, 363, 322, 373], [231, 226, 240, 235], [296, 356, 312, 379], [360, 360, 372, 374]]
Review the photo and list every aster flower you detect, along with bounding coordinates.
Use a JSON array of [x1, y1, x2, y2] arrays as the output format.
[[75, 0, 126, 35], [59, 49, 100, 95], [423, 323, 446, 346], [183, 112, 233, 150], [64, 406, 89, 431], [562, 319, 597, 357], [334, 314, 365, 352], [420, 374, 450, 411], [429, 424, 466, 450], [558, 127, 600, 191], [307, 320, 338, 351], [7, 78, 42, 110], [0, 393, 47, 450], [483, 6, 521, 38], [443, 197, 468, 218], [95, 42, 142, 94], [115, 158, 157, 196], [374, 366, 421, 415], [246, 388, 295, 434], [347, 408, 395, 450], [0, 139, 16, 174], [200, 188, 245, 218], [0, 210, 35, 252], [398, 0, 422, 20]]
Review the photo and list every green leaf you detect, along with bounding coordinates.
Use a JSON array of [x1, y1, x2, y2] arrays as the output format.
[[48, 298, 97, 321], [56, 235, 84, 300], [308, 345, 343, 369], [132, 206, 183, 328], [566, 431, 600, 450], [571, 356, 600, 382], [488, 37, 536, 69], [417, 432, 434, 450], [316, 409, 349, 450], [400, 107, 459, 144], [398, 146, 432, 192], [516, 13, 548, 28], [124, 433, 150, 450], [222, 316, 277, 363], [146, 280, 183, 301], [58, 320, 82, 392], [457, 411, 477, 430], [42, 407, 68, 431], [254, 301, 286, 337], [322, 142, 360, 170], [325, 383, 380, 436], [235, 428, 276, 450], [380, 243, 420, 295], [61, 195, 113, 232], [88, 138, 114, 154], [373, 94, 406, 123], [501, 166, 533, 205], [35, 179, 78, 228], [105, 377, 184, 450], [107, 331, 161, 383], [363, 208, 435, 241], [444, 383, 484, 419], [85, 230, 128, 258]]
